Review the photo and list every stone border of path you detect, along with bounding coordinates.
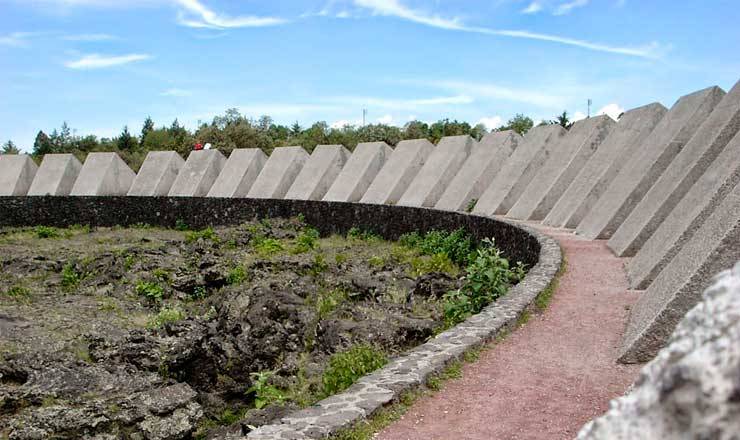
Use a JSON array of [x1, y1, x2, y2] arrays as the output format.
[[246, 220, 561, 439], [0, 196, 561, 440]]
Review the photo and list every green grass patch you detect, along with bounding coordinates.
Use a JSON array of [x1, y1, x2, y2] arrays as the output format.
[[534, 255, 567, 311], [148, 307, 186, 328], [3, 284, 30, 298], [291, 227, 320, 254], [185, 227, 219, 244], [136, 281, 164, 302], [34, 226, 59, 239], [226, 265, 247, 285], [323, 345, 387, 396], [61, 263, 81, 291]]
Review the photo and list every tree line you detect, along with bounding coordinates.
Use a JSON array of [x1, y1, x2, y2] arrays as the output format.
[[1, 109, 573, 171]]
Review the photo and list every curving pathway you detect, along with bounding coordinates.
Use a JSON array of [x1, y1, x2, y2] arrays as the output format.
[[378, 225, 643, 440]]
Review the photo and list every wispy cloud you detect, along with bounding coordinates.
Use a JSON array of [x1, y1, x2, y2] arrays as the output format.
[[161, 88, 192, 97], [415, 79, 568, 108], [62, 33, 118, 41], [352, 0, 662, 58], [174, 0, 287, 29], [478, 116, 503, 130], [522, 2, 543, 14], [64, 53, 152, 69], [554, 0, 589, 16], [0, 32, 41, 47]]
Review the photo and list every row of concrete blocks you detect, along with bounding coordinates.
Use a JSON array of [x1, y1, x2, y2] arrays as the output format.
[[1, 80, 739, 363]]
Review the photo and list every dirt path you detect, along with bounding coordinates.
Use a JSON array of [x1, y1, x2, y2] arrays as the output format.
[[377, 226, 643, 440]]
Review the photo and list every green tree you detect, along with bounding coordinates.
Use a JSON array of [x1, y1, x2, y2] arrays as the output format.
[[117, 126, 137, 151], [290, 122, 302, 136], [402, 120, 429, 140], [555, 111, 572, 129], [32, 130, 53, 155], [140, 116, 154, 145], [1, 140, 19, 154], [498, 114, 534, 135]]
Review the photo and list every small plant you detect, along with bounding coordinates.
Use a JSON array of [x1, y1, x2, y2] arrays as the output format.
[[4, 285, 30, 298], [152, 268, 171, 282], [123, 254, 136, 271], [291, 227, 320, 254], [335, 253, 347, 265], [347, 227, 380, 241], [61, 263, 81, 291], [148, 307, 185, 328], [315, 288, 348, 318], [246, 371, 285, 409], [465, 198, 478, 213], [175, 219, 189, 231], [399, 228, 476, 266], [253, 237, 284, 256], [136, 281, 164, 302], [185, 227, 219, 244], [322, 344, 387, 395], [408, 253, 458, 278], [226, 266, 247, 285], [368, 255, 385, 268], [34, 226, 59, 239], [309, 254, 328, 276], [296, 213, 306, 224], [191, 286, 207, 300]]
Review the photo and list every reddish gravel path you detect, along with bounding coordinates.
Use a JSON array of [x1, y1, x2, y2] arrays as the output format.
[[377, 226, 643, 440]]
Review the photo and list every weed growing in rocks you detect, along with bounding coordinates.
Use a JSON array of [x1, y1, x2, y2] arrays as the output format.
[[34, 226, 59, 239], [247, 371, 286, 409], [3, 285, 30, 298], [292, 227, 320, 254], [135, 281, 164, 302], [148, 307, 185, 328], [347, 227, 381, 242], [399, 228, 476, 266], [185, 227, 219, 244], [253, 237, 284, 257], [61, 263, 81, 291], [322, 345, 387, 395], [226, 266, 247, 285]]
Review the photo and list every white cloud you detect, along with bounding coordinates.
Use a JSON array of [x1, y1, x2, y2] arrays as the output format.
[[174, 0, 287, 29], [522, 2, 543, 14], [352, 0, 661, 58], [597, 103, 624, 120], [0, 32, 40, 47], [161, 88, 192, 97], [330, 119, 362, 128], [572, 111, 587, 122], [64, 53, 152, 69], [554, 0, 589, 16], [62, 33, 118, 41], [377, 114, 393, 124], [477, 116, 503, 130]]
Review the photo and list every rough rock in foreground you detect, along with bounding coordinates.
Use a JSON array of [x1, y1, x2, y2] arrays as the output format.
[[577, 261, 740, 439]]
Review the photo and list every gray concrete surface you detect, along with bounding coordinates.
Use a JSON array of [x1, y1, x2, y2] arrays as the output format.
[[70, 152, 136, 196], [472, 125, 567, 216], [618, 182, 740, 363], [323, 142, 392, 202], [544, 103, 667, 228], [0, 154, 37, 196], [609, 80, 740, 257], [207, 148, 266, 198], [168, 149, 226, 197], [247, 146, 309, 199], [508, 115, 615, 220], [286, 145, 350, 200], [360, 139, 434, 205], [128, 151, 185, 196], [435, 130, 522, 212], [626, 129, 740, 290], [27, 154, 82, 196], [576, 86, 725, 239], [397, 135, 476, 207]]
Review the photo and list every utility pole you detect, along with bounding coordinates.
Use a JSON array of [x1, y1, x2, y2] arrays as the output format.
[[362, 109, 367, 127], [587, 99, 592, 118]]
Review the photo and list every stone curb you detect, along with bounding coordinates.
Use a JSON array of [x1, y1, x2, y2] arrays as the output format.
[[245, 217, 562, 440]]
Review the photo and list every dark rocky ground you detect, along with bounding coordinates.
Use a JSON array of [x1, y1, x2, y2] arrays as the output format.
[[0, 218, 460, 439]]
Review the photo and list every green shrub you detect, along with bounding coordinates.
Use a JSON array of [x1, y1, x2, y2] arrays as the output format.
[[322, 345, 387, 395], [148, 307, 185, 328], [399, 228, 475, 266], [35, 226, 59, 239], [442, 239, 526, 326], [61, 263, 80, 291], [253, 237, 283, 256], [408, 253, 458, 278], [315, 288, 347, 318], [246, 371, 285, 409], [152, 268, 171, 282], [309, 254, 328, 276], [191, 286, 207, 300], [347, 227, 380, 241], [335, 253, 348, 265], [292, 227, 319, 254], [136, 281, 164, 302], [226, 266, 247, 285], [175, 219, 189, 231], [368, 255, 385, 268], [185, 227, 219, 244], [4, 285, 30, 298]]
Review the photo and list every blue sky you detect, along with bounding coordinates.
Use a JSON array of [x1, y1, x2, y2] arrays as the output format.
[[1, 0, 738, 151]]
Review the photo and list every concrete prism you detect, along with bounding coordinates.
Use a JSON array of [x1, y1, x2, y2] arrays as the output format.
[[168, 149, 226, 197], [70, 152, 136, 196], [576, 86, 725, 239], [247, 146, 308, 199], [472, 124, 567, 216], [609, 80, 740, 257], [435, 130, 522, 212], [397, 135, 476, 207], [207, 149, 266, 198], [27, 154, 82, 196], [544, 103, 667, 228], [361, 139, 434, 205], [626, 129, 740, 290], [0, 155, 37, 196], [619, 182, 740, 363], [286, 145, 350, 200], [508, 115, 615, 220], [323, 142, 392, 202], [128, 151, 185, 196]]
